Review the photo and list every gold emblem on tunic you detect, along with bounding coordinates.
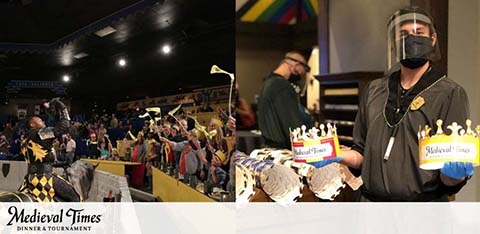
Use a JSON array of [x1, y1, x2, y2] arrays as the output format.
[[27, 140, 48, 162], [411, 96, 425, 111]]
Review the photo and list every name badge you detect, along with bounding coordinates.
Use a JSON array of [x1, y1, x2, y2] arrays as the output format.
[[411, 96, 425, 111]]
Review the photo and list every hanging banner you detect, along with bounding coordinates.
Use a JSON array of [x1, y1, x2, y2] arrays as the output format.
[[34, 105, 41, 115], [6, 80, 66, 96], [17, 108, 27, 120], [116, 85, 230, 111], [236, 0, 318, 25]]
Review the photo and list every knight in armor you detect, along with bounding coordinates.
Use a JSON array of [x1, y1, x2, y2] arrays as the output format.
[[16, 98, 82, 202]]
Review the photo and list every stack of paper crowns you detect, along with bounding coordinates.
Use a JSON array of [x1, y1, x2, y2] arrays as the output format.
[[290, 124, 341, 163]]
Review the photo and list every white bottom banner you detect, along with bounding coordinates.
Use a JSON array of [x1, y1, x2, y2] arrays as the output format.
[[0, 203, 480, 234], [237, 203, 480, 234]]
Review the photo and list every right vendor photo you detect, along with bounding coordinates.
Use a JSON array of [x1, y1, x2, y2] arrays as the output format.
[[234, 0, 480, 203]]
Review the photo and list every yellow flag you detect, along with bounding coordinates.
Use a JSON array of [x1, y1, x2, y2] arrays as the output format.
[[168, 104, 182, 117], [164, 143, 172, 163], [138, 113, 150, 118], [187, 115, 217, 139], [146, 107, 161, 114], [208, 129, 217, 138], [127, 131, 137, 141]]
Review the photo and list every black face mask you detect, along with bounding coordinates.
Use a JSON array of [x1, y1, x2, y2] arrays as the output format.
[[289, 74, 302, 83], [400, 58, 428, 69], [398, 35, 433, 69], [289, 74, 306, 96]]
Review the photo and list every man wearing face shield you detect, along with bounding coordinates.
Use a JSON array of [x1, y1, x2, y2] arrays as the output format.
[[257, 51, 312, 149], [333, 7, 473, 201]]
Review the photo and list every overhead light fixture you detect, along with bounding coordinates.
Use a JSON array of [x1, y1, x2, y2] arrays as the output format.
[[62, 75, 71, 82], [21, 0, 32, 6], [95, 26, 117, 38], [118, 58, 127, 67], [162, 44, 171, 54], [74, 52, 89, 59]]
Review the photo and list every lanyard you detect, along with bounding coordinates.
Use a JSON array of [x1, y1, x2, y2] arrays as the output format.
[[382, 68, 443, 161], [384, 82, 412, 161], [384, 126, 398, 160]]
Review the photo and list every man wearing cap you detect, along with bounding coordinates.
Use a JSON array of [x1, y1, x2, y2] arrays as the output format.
[[257, 51, 312, 149], [335, 7, 473, 201]]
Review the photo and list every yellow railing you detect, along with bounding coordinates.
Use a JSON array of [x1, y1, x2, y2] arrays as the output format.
[[152, 167, 214, 202], [82, 159, 141, 176]]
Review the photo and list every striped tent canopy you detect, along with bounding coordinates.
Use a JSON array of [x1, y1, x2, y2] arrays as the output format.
[[236, 0, 318, 25]]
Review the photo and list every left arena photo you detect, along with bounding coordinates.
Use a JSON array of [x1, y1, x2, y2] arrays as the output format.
[[0, 0, 235, 203]]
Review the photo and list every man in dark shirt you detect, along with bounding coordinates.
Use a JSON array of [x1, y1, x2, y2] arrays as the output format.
[[336, 7, 473, 201], [257, 51, 312, 149]]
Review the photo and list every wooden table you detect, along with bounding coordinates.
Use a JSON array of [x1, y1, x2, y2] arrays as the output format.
[[152, 167, 215, 202], [249, 185, 359, 202], [82, 159, 142, 176]]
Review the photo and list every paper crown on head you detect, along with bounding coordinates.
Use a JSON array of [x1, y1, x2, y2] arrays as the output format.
[[192, 129, 206, 140], [418, 119, 480, 170], [215, 150, 228, 165], [210, 118, 223, 128], [289, 124, 341, 163]]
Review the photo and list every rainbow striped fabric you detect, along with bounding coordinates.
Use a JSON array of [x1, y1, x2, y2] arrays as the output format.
[[236, 0, 318, 24]]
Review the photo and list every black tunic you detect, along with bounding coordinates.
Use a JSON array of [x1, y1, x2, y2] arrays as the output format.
[[257, 73, 304, 149], [18, 119, 82, 202], [352, 68, 469, 201]]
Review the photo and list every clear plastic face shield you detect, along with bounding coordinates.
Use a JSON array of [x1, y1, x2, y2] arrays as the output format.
[[387, 7, 441, 70]]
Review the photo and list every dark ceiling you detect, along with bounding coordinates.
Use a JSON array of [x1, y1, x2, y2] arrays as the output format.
[[0, 0, 235, 111]]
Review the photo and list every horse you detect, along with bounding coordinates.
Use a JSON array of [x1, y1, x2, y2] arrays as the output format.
[[0, 160, 97, 202]]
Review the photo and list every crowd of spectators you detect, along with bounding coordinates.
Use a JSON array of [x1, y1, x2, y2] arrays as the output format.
[[0, 104, 236, 198]]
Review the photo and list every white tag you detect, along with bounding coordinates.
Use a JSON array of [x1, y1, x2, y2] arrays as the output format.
[[384, 137, 395, 160]]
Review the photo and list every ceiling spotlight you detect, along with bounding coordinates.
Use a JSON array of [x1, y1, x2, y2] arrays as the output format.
[[162, 44, 171, 54], [118, 58, 127, 67], [62, 75, 70, 82]]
